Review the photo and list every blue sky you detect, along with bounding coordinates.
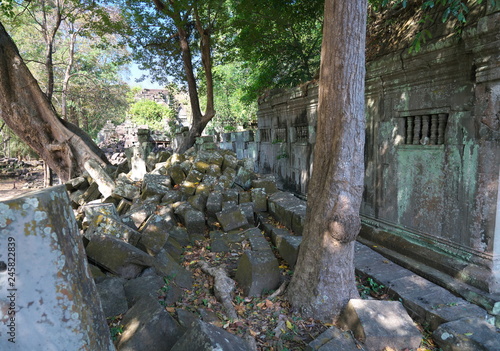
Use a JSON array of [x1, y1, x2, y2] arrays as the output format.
[[124, 63, 163, 89]]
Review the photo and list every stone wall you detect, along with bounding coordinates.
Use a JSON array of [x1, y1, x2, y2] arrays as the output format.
[[243, 6, 500, 294]]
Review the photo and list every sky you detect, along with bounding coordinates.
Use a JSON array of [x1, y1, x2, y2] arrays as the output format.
[[123, 63, 163, 89]]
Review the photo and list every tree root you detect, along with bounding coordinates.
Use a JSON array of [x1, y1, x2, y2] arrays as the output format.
[[198, 260, 238, 321]]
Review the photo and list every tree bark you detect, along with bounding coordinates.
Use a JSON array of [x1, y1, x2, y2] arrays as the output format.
[[287, 0, 367, 322], [0, 22, 109, 182]]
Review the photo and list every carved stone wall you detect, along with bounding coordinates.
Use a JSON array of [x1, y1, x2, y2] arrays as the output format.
[[252, 7, 500, 294]]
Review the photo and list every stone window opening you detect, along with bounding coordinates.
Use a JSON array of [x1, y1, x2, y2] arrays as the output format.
[[295, 125, 309, 143], [401, 113, 448, 145], [274, 128, 287, 143]]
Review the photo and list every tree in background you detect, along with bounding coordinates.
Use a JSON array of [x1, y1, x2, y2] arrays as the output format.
[[117, 0, 232, 152], [287, 0, 367, 322], [128, 99, 177, 136]]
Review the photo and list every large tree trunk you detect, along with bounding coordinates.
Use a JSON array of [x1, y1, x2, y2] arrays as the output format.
[[0, 22, 109, 182], [287, 0, 367, 322]]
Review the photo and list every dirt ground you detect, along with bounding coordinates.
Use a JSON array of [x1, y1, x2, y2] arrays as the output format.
[[0, 177, 37, 201]]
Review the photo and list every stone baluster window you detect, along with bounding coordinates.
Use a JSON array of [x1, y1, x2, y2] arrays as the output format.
[[260, 129, 271, 142], [274, 128, 287, 143], [295, 125, 309, 143], [402, 113, 448, 145]]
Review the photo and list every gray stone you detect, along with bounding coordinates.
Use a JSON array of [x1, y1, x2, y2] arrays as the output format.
[[168, 226, 190, 247], [113, 174, 140, 200], [116, 295, 184, 351], [433, 317, 500, 351], [235, 166, 257, 190], [0, 186, 114, 350], [251, 188, 267, 212], [86, 234, 154, 279], [65, 175, 89, 191], [82, 202, 119, 229], [206, 190, 223, 217], [222, 153, 238, 171], [84, 158, 116, 198], [246, 228, 272, 251], [240, 202, 255, 225], [138, 214, 173, 256], [306, 327, 360, 351], [239, 191, 252, 203], [96, 277, 128, 317], [169, 163, 186, 185], [223, 188, 239, 203], [206, 164, 222, 177], [128, 146, 148, 181], [121, 202, 156, 229], [155, 249, 193, 289], [277, 235, 302, 268], [235, 250, 280, 296], [217, 206, 249, 232], [251, 177, 278, 194], [338, 299, 422, 351], [188, 193, 207, 212], [185, 169, 204, 183], [175, 308, 200, 328], [85, 214, 141, 246], [171, 319, 249, 351], [141, 174, 171, 199], [161, 189, 183, 204], [123, 274, 165, 307]]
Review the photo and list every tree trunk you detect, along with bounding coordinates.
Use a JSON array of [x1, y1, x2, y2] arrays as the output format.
[[287, 0, 367, 322], [0, 22, 109, 182]]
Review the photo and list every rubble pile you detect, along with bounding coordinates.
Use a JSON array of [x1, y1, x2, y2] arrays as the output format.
[[66, 145, 305, 349]]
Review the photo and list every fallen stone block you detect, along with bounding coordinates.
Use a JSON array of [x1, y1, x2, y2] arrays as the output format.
[[251, 188, 267, 212], [188, 193, 207, 212], [277, 235, 302, 268], [306, 326, 360, 351], [217, 206, 249, 232], [223, 188, 240, 203], [128, 146, 148, 181], [112, 174, 140, 200], [235, 250, 280, 296], [82, 202, 119, 229], [235, 166, 257, 190], [86, 234, 154, 279], [185, 169, 204, 183], [338, 299, 422, 351], [85, 214, 141, 246], [141, 174, 171, 199], [169, 163, 186, 185], [206, 190, 223, 217], [96, 277, 128, 318], [252, 177, 278, 194], [123, 274, 165, 307], [171, 319, 249, 351], [155, 249, 193, 289], [240, 202, 256, 225], [0, 186, 114, 350], [84, 158, 116, 198], [239, 191, 252, 203], [121, 202, 156, 230], [433, 317, 500, 351], [138, 214, 173, 256], [246, 228, 272, 252], [222, 153, 238, 171], [116, 295, 184, 351]]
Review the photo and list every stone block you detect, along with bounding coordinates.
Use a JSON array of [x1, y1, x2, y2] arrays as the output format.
[[96, 277, 128, 317], [185, 169, 204, 183], [251, 188, 267, 212], [206, 164, 222, 177], [123, 274, 165, 307], [238, 191, 252, 203], [141, 174, 171, 199], [251, 177, 278, 194], [65, 175, 89, 191], [188, 193, 207, 212], [84, 158, 116, 198], [277, 235, 302, 268], [155, 249, 193, 289], [433, 317, 500, 351], [85, 214, 141, 246], [116, 295, 184, 351], [168, 163, 186, 185], [82, 202, 119, 229], [235, 250, 280, 296], [338, 299, 422, 351], [0, 186, 114, 350], [222, 153, 238, 171], [240, 202, 256, 225], [168, 226, 190, 247], [306, 327, 360, 351], [235, 166, 257, 190], [112, 175, 140, 200], [171, 319, 249, 351], [161, 189, 183, 204], [121, 202, 156, 229], [216, 206, 249, 232], [222, 188, 239, 203], [246, 228, 272, 251], [86, 234, 154, 279], [138, 214, 173, 256]]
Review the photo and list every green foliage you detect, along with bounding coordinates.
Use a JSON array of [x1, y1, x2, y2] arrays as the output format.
[[128, 99, 176, 132], [227, 0, 323, 101], [203, 62, 258, 132], [370, 0, 496, 53]]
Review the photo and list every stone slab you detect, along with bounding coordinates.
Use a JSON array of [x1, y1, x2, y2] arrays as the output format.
[[433, 317, 500, 351], [338, 299, 422, 351], [235, 250, 280, 296], [0, 186, 114, 350]]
